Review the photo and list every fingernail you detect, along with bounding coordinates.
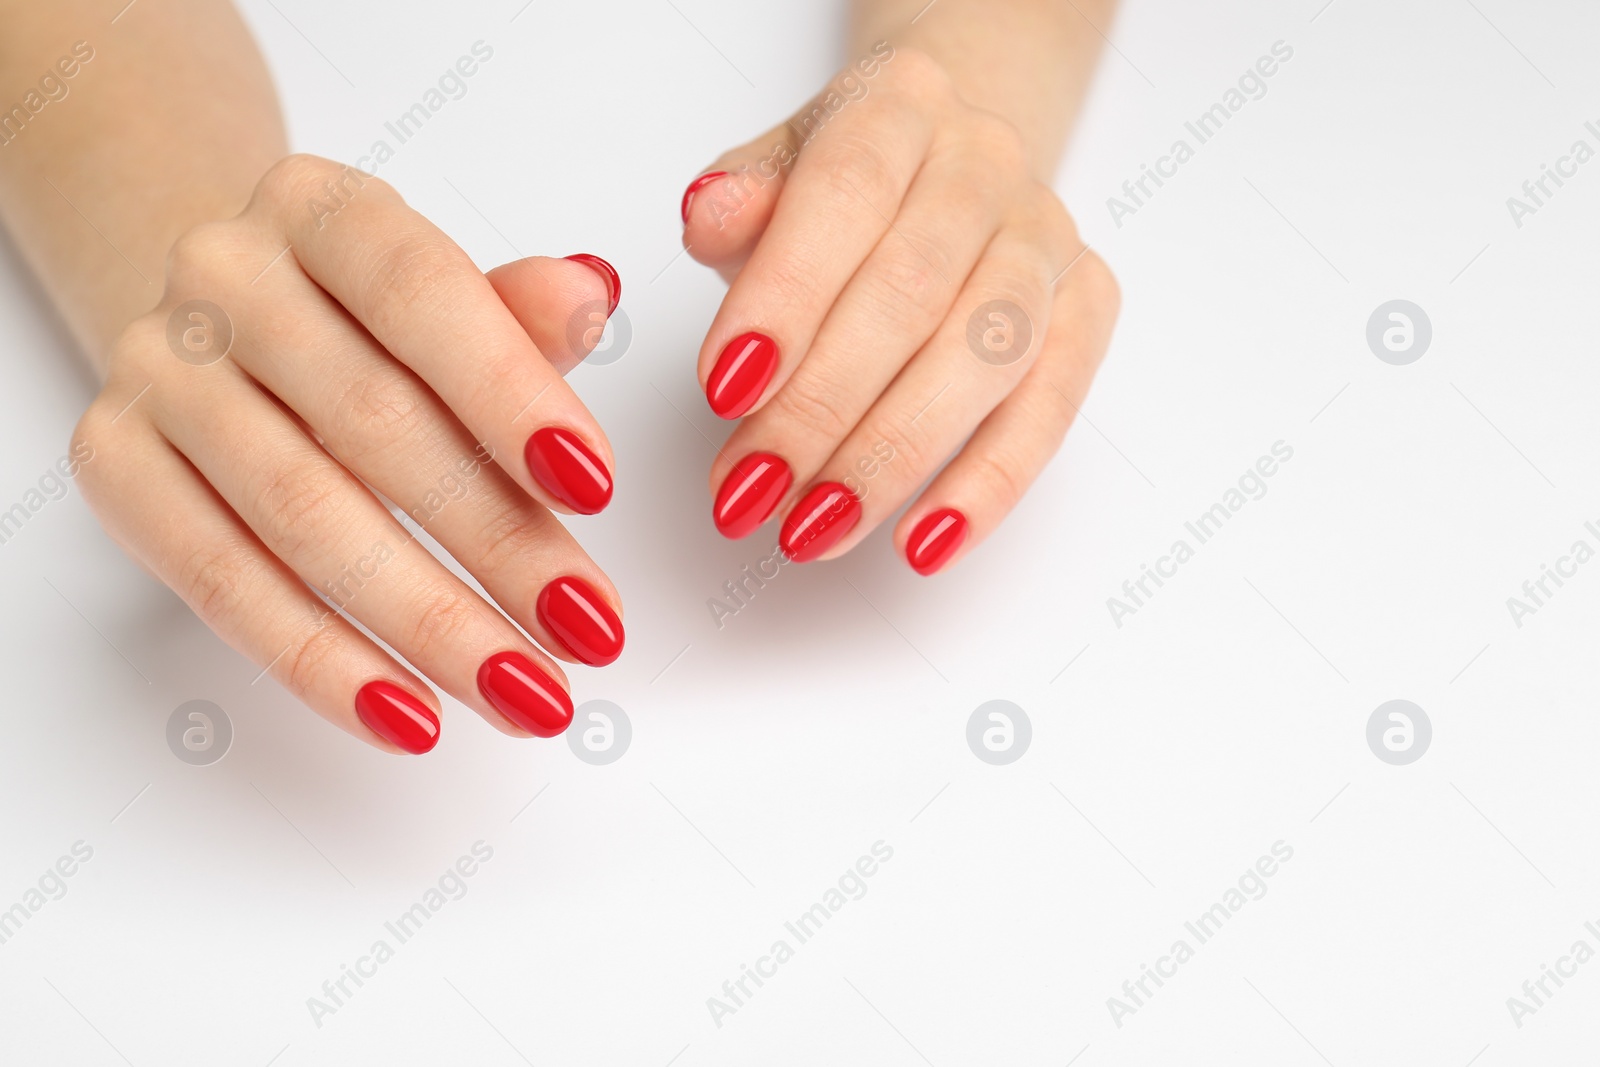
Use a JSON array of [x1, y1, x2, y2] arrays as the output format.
[[780, 482, 862, 563], [354, 680, 440, 754], [563, 253, 621, 317], [525, 427, 613, 514], [477, 651, 573, 737], [537, 576, 625, 667], [681, 170, 728, 224], [714, 452, 792, 539], [706, 331, 779, 419], [906, 508, 968, 576]]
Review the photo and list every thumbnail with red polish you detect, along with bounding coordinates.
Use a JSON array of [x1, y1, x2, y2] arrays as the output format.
[[477, 652, 573, 737], [713, 452, 792, 539], [780, 482, 862, 563], [537, 577, 625, 667], [906, 508, 968, 576], [354, 680, 440, 754], [525, 427, 613, 514], [706, 332, 779, 419], [681, 171, 728, 223], [563, 253, 621, 316]]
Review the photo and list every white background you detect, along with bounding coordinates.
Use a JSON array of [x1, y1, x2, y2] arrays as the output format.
[[2, 0, 1597, 1063]]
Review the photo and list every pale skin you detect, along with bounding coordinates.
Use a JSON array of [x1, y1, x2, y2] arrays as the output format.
[[0, 0, 1118, 752]]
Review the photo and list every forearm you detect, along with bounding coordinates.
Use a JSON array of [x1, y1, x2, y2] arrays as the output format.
[[850, 0, 1115, 179], [0, 0, 285, 372]]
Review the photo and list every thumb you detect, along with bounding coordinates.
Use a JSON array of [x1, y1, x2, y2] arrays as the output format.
[[680, 120, 800, 279], [487, 254, 621, 377]]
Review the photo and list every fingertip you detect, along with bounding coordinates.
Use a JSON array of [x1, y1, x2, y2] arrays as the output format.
[[681, 167, 781, 269]]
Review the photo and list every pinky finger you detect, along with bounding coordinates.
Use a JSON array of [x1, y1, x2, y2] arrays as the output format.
[[894, 252, 1120, 575], [75, 418, 444, 755]]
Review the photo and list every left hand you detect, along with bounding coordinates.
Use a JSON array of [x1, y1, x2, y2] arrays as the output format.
[[681, 45, 1119, 575]]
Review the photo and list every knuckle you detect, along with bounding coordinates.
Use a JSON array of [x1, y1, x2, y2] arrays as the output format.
[[358, 238, 459, 331], [969, 111, 1028, 174], [332, 373, 430, 463], [257, 154, 343, 208], [164, 221, 246, 289], [863, 245, 948, 331], [400, 587, 481, 664], [813, 131, 903, 206], [1078, 249, 1122, 316], [883, 46, 952, 100], [769, 371, 857, 442], [966, 447, 1030, 508], [464, 504, 542, 577], [257, 464, 351, 563], [280, 619, 347, 701], [172, 539, 261, 624]]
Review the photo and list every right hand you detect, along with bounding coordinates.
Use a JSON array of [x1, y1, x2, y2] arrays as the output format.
[[72, 155, 626, 755]]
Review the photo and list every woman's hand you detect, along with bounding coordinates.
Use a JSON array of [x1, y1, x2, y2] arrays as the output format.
[[72, 155, 625, 754], [683, 46, 1119, 574]]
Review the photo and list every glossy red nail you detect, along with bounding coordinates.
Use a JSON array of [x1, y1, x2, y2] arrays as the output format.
[[563, 253, 621, 317], [906, 508, 968, 576], [537, 577, 625, 667], [681, 170, 728, 224], [477, 652, 573, 737], [525, 427, 613, 514], [354, 680, 440, 754], [713, 452, 792, 539], [780, 482, 862, 563], [706, 332, 779, 419]]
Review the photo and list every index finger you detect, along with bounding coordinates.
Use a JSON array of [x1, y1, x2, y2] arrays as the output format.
[[260, 156, 614, 515]]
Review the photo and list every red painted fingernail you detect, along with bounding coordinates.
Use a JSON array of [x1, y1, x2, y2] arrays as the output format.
[[354, 681, 440, 754], [906, 508, 968, 576], [780, 482, 862, 563], [681, 171, 728, 224], [563, 253, 621, 317], [706, 331, 779, 419], [537, 576, 625, 667], [525, 427, 613, 514], [714, 452, 792, 539], [477, 651, 573, 737]]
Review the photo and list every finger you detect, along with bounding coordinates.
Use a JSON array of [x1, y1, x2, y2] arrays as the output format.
[[72, 400, 443, 755], [695, 73, 942, 419], [708, 134, 1013, 537], [778, 213, 1081, 563], [681, 121, 796, 278], [259, 156, 614, 515], [896, 250, 1120, 574], [487, 254, 620, 377], [150, 361, 575, 739], [233, 262, 625, 667]]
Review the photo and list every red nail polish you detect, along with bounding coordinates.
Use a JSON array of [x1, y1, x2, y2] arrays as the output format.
[[713, 452, 792, 539], [780, 482, 862, 563], [706, 332, 779, 419], [525, 427, 613, 514], [477, 651, 573, 737], [537, 576, 625, 667], [354, 680, 440, 754], [906, 508, 968, 576], [563, 253, 621, 317], [681, 171, 728, 224]]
